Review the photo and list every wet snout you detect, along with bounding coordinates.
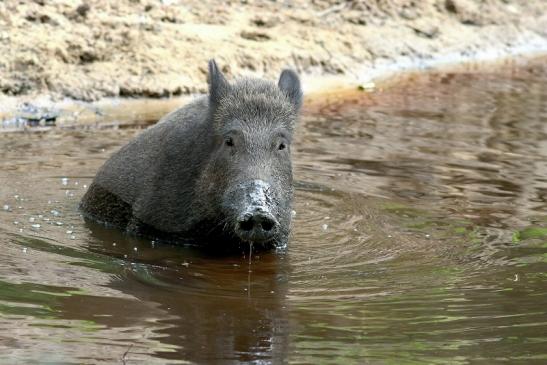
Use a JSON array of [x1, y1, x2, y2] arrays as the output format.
[[236, 208, 279, 242], [234, 180, 279, 243]]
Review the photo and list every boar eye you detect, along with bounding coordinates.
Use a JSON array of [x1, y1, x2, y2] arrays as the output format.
[[278, 142, 286, 151], [225, 137, 234, 147]]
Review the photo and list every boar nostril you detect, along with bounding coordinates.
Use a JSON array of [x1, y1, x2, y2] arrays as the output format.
[[261, 219, 274, 231], [239, 218, 254, 231]]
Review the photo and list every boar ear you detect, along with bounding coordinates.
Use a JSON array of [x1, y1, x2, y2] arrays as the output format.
[[278, 69, 302, 110], [208, 59, 230, 108]]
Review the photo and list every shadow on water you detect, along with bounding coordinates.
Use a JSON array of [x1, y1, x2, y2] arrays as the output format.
[[1, 57, 547, 364]]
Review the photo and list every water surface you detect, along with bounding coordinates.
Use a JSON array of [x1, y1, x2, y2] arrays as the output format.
[[1, 59, 547, 364]]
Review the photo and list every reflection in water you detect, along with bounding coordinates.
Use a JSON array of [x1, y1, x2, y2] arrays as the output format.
[[0, 58, 547, 364], [85, 221, 290, 364]]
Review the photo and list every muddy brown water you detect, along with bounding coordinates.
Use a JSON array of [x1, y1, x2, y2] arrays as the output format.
[[1, 60, 547, 364]]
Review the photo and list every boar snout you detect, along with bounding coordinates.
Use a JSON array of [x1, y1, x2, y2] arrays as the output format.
[[227, 179, 280, 243], [236, 208, 279, 243]]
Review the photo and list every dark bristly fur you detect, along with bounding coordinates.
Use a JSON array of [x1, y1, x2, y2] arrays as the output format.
[[80, 59, 302, 251]]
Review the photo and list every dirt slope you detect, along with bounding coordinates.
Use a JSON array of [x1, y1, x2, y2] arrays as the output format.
[[0, 0, 546, 101]]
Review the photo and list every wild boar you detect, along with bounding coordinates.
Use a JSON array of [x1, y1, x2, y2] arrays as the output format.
[[80, 60, 302, 251]]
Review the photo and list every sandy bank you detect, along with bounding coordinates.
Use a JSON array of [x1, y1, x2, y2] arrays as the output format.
[[0, 0, 546, 128]]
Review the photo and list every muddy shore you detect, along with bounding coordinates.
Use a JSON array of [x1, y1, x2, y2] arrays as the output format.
[[1, 0, 546, 128]]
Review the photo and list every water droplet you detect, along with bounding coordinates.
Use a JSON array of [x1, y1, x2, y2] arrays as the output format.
[[133, 247, 138, 252], [322, 224, 328, 231], [38, 214, 43, 218], [112, 242, 117, 246], [31, 224, 41, 229], [14, 195, 19, 199], [425, 234, 431, 238], [74, 181, 79, 185], [324, 216, 330, 220], [124, 254, 128, 258], [83, 184, 87, 189], [2, 204, 10, 211], [51, 210, 60, 216], [66, 230, 73, 234], [22, 247, 27, 253], [55, 221, 63, 226], [182, 262, 189, 267], [19, 228, 23, 233], [29, 217, 35, 223], [61, 177, 69, 185], [70, 235, 76, 240], [13, 221, 19, 225], [291, 210, 296, 217]]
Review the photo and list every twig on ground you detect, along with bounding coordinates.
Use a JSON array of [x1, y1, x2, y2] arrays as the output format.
[[317, 2, 348, 17]]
